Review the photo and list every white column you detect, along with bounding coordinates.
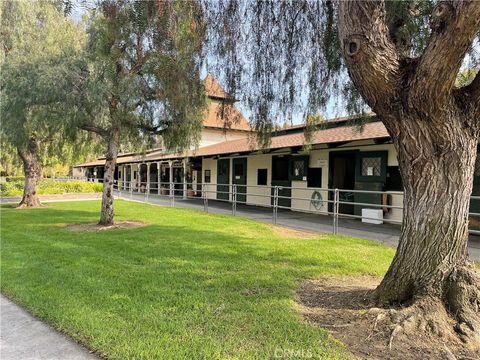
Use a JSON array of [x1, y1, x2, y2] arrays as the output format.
[[183, 158, 188, 199], [146, 163, 150, 194], [130, 164, 134, 191], [168, 161, 173, 196], [123, 166, 127, 190], [157, 162, 161, 194]]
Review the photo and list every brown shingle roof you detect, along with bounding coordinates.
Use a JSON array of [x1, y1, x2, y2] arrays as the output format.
[[194, 121, 389, 157], [75, 122, 389, 167]]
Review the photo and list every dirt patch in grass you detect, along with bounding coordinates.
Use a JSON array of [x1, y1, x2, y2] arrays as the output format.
[[268, 224, 319, 239], [296, 276, 477, 360], [65, 221, 145, 232]]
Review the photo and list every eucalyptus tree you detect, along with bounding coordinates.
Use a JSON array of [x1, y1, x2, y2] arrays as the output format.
[[0, 0, 88, 207], [204, 0, 480, 349], [75, 0, 206, 225]]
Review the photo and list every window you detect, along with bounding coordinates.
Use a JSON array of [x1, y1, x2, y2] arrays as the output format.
[[257, 169, 267, 185], [307, 168, 322, 188], [204, 169, 211, 183], [361, 157, 382, 176], [234, 163, 243, 176], [355, 151, 388, 182], [291, 156, 308, 181]]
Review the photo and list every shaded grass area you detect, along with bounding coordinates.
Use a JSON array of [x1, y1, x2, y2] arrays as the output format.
[[1, 200, 394, 359]]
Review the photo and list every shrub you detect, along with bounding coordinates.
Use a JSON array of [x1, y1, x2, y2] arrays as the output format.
[[0, 180, 103, 196], [5, 176, 25, 182]]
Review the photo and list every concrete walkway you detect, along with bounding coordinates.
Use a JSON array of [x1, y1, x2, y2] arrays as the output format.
[[120, 191, 480, 261], [0, 295, 98, 360]]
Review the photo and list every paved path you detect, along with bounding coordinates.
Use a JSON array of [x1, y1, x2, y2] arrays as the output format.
[[120, 191, 480, 261], [0, 295, 98, 360]]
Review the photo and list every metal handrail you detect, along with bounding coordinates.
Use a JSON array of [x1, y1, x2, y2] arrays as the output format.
[[66, 177, 480, 234]]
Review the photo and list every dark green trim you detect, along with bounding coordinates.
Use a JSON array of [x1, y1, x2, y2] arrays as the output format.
[[290, 155, 309, 181], [355, 151, 388, 183]]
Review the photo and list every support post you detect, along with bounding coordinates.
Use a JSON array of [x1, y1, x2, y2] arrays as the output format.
[[183, 158, 187, 200], [146, 163, 150, 202], [130, 164, 134, 192], [123, 165, 127, 190], [157, 162, 161, 195], [273, 186, 279, 224], [333, 188, 339, 235], [169, 161, 174, 207], [202, 184, 208, 212], [232, 184, 237, 216]]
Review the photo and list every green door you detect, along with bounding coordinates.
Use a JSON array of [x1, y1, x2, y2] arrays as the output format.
[[353, 151, 388, 216], [232, 158, 247, 203], [217, 159, 230, 201], [271, 155, 291, 208]]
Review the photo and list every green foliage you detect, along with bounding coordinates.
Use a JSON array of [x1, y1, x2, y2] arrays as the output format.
[[1, 200, 394, 359], [456, 68, 479, 87], [73, 0, 208, 153], [0, 179, 102, 196], [4, 176, 25, 182], [202, 0, 478, 140], [0, 0, 99, 168]]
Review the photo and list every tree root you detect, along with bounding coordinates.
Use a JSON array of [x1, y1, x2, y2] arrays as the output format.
[[16, 200, 43, 208], [445, 264, 480, 346], [373, 265, 480, 358]]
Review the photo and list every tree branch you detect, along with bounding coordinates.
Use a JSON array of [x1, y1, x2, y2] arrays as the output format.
[[337, 0, 401, 113], [79, 124, 109, 138], [409, 1, 480, 107]]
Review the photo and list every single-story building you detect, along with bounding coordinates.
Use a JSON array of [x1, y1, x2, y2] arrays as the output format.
[[73, 76, 480, 225]]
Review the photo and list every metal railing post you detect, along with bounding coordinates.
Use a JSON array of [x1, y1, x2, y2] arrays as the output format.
[[232, 184, 237, 216], [333, 188, 339, 235], [202, 184, 208, 212], [273, 186, 279, 224], [115, 180, 120, 199]]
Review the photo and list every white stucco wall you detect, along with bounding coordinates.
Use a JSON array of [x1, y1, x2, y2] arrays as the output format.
[[245, 154, 272, 207], [198, 141, 403, 224], [199, 128, 249, 148], [202, 158, 218, 200]]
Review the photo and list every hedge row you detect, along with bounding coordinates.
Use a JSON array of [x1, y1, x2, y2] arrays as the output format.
[[0, 179, 103, 196], [4, 176, 25, 182]]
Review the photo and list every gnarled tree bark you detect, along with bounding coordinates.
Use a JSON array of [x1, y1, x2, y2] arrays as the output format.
[[338, 0, 480, 348], [17, 135, 42, 208]]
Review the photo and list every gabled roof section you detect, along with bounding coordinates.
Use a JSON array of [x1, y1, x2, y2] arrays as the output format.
[[203, 100, 251, 131], [204, 74, 235, 100]]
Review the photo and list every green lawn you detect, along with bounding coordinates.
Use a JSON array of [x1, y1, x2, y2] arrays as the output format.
[[1, 200, 394, 359]]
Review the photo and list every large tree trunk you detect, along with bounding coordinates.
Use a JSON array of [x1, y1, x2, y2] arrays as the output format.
[[98, 125, 120, 226], [376, 115, 479, 322], [337, 0, 480, 348], [17, 135, 42, 208]]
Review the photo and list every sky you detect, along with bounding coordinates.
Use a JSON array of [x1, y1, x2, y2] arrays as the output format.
[[69, 2, 480, 126], [69, 2, 350, 126]]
